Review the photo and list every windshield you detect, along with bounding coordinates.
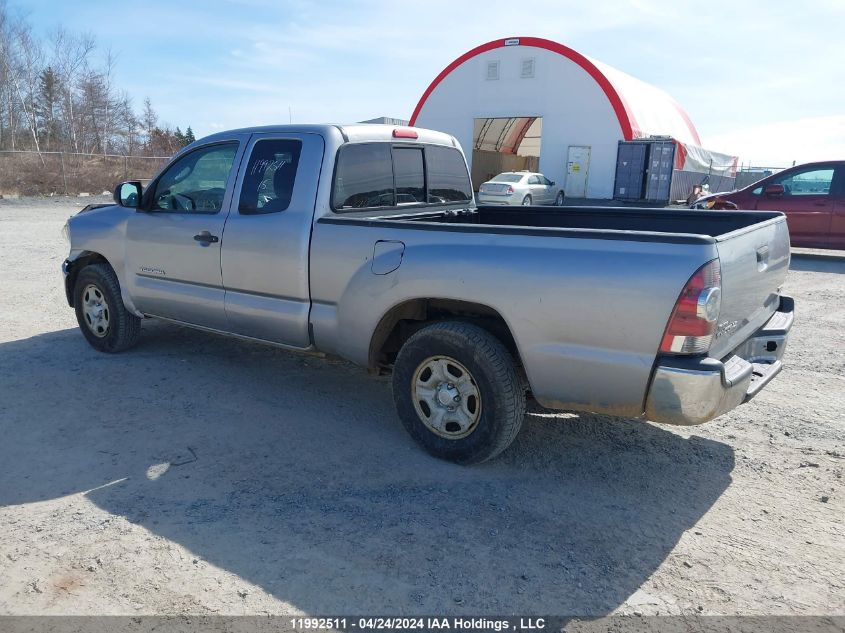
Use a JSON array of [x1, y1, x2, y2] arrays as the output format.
[[491, 174, 524, 183]]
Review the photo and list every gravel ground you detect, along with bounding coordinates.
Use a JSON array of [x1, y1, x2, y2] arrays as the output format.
[[0, 197, 842, 617]]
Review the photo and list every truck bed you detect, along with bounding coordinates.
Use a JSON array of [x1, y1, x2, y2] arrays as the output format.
[[320, 204, 790, 366], [390, 206, 785, 242]]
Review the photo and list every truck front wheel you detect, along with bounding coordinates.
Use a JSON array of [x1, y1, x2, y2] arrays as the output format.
[[73, 263, 141, 353], [392, 321, 525, 464]]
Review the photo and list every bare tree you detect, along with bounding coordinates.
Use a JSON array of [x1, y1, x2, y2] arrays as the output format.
[[99, 48, 117, 155], [116, 91, 138, 156], [0, 8, 45, 164], [0, 2, 19, 150], [0, 1, 9, 148], [141, 96, 156, 152], [0, 3, 190, 163], [50, 26, 94, 154]]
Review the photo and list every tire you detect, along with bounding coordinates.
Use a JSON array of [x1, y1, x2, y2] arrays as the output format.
[[73, 263, 141, 353], [392, 321, 526, 464], [555, 191, 565, 206], [521, 195, 532, 206]]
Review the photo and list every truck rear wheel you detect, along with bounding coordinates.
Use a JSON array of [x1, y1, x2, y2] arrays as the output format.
[[392, 321, 525, 464], [73, 263, 141, 353]]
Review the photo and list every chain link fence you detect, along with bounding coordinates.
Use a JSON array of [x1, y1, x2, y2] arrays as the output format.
[[0, 150, 171, 197], [734, 166, 786, 190]]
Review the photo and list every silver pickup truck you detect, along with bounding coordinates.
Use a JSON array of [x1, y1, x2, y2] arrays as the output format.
[[63, 124, 794, 463]]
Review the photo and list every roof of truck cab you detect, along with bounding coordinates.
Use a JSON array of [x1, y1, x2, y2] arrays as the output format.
[[190, 124, 457, 147]]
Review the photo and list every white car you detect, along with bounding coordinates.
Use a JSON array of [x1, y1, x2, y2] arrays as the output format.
[[477, 171, 565, 206]]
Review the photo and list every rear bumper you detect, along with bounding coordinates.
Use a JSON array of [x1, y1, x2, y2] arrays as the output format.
[[476, 194, 517, 206], [645, 295, 794, 425]]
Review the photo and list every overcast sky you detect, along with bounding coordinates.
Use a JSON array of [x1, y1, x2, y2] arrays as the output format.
[[22, 0, 845, 166]]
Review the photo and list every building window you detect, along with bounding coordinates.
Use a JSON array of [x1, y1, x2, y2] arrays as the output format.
[[486, 60, 500, 81], [521, 58, 535, 79]]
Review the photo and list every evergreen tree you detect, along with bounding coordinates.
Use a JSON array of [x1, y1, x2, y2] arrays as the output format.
[[184, 126, 195, 144], [36, 67, 61, 150]]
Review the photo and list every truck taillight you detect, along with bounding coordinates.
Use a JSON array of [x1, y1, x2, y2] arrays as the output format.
[[659, 259, 722, 355]]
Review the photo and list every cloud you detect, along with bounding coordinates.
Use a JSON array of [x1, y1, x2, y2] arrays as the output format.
[[41, 0, 836, 166], [705, 115, 845, 166]]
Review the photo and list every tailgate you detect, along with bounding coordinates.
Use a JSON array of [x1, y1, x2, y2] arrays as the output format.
[[709, 215, 791, 359]]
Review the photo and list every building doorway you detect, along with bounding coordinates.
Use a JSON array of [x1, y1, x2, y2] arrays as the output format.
[[471, 117, 542, 191]]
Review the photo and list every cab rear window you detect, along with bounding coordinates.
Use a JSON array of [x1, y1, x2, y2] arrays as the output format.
[[394, 147, 425, 205], [332, 144, 394, 210], [426, 145, 472, 203], [332, 142, 472, 212]]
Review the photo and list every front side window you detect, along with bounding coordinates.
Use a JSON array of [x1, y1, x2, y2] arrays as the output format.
[[152, 143, 238, 213], [772, 168, 834, 196], [333, 144, 394, 210], [239, 139, 303, 214], [426, 145, 472, 203]]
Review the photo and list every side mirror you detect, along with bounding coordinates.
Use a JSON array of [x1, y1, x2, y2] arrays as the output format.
[[114, 181, 143, 208], [763, 183, 785, 197], [549, 181, 555, 186]]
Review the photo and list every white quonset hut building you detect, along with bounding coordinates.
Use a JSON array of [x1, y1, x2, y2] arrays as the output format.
[[411, 37, 737, 202]]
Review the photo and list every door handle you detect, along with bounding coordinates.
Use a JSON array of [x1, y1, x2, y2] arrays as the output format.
[[193, 231, 219, 245]]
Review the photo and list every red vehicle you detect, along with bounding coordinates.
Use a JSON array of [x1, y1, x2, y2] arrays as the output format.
[[692, 161, 845, 249]]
